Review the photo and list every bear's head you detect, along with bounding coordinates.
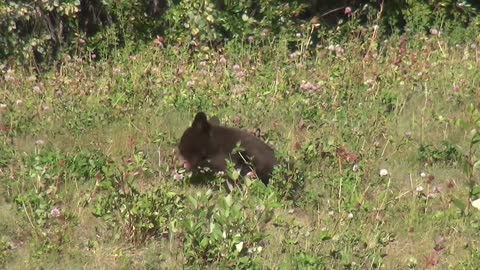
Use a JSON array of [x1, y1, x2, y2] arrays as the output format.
[[178, 112, 212, 171]]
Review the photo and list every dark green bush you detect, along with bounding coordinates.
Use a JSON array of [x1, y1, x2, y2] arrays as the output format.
[[0, 1, 81, 65], [1, 0, 478, 66]]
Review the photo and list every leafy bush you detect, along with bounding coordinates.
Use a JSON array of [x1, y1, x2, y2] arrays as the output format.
[[0, 238, 10, 267], [0, 139, 13, 167], [0, 148, 120, 257], [6, 148, 117, 226], [270, 157, 306, 202], [181, 187, 278, 268], [163, 0, 305, 46], [91, 150, 182, 243], [418, 142, 462, 165], [1, 0, 479, 66], [94, 185, 185, 244], [290, 251, 326, 269], [383, 0, 480, 43], [0, 1, 81, 65]]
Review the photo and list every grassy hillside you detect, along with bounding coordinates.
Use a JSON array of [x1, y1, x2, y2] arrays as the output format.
[[1, 35, 480, 269]]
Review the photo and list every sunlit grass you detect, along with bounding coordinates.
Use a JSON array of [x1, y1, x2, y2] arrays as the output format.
[[1, 34, 480, 268]]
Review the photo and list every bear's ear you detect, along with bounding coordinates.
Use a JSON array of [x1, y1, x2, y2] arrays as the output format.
[[209, 116, 220, 126], [253, 128, 261, 138], [192, 112, 210, 131]]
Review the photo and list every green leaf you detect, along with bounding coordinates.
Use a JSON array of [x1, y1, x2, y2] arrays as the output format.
[[471, 133, 480, 145], [473, 160, 480, 172], [187, 195, 198, 209], [341, 251, 352, 266], [224, 194, 233, 208], [200, 237, 209, 249], [455, 119, 468, 129], [235, 241, 244, 253], [166, 191, 177, 198], [226, 180, 234, 192], [470, 103, 478, 114], [462, 159, 472, 176], [471, 186, 480, 196], [452, 197, 466, 212], [245, 177, 252, 187], [319, 231, 333, 241], [229, 168, 240, 181], [211, 227, 222, 240], [327, 136, 335, 146], [205, 189, 212, 198]]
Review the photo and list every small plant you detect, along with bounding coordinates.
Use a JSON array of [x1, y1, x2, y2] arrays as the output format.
[[94, 184, 185, 244], [0, 238, 9, 267], [460, 104, 480, 188], [181, 186, 278, 268], [0, 139, 13, 167], [381, 91, 399, 113], [7, 148, 117, 229], [291, 251, 325, 269], [92, 151, 179, 243], [418, 142, 462, 165], [299, 137, 337, 165], [270, 156, 306, 203], [5, 147, 84, 257], [452, 103, 480, 214]]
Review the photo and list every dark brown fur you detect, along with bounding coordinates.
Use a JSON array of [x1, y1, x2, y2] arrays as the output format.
[[178, 112, 277, 185]]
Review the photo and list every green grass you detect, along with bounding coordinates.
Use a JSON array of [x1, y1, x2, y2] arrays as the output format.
[[1, 34, 480, 269]]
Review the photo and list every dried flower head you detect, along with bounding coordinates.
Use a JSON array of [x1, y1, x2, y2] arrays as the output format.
[[50, 207, 61, 218]]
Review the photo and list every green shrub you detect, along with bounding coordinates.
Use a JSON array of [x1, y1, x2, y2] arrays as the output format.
[[181, 187, 278, 268], [383, 0, 480, 43], [94, 186, 185, 244], [6, 148, 117, 227], [0, 1, 81, 65], [0, 139, 13, 167], [418, 142, 462, 165], [1, 0, 479, 67], [163, 0, 305, 46]]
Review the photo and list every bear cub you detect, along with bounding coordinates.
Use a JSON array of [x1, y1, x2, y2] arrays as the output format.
[[178, 112, 277, 185]]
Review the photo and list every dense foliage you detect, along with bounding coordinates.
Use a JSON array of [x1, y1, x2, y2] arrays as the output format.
[[1, 0, 479, 66]]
